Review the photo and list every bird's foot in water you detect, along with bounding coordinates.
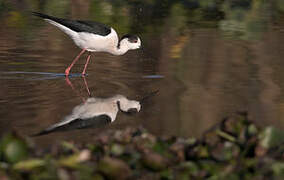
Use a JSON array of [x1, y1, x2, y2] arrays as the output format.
[[65, 68, 71, 76], [81, 70, 88, 77]]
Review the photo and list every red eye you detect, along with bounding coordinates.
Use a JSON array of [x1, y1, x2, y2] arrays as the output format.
[[133, 40, 138, 43]]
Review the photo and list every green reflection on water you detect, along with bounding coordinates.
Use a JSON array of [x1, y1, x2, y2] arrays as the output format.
[[0, 0, 283, 41], [220, 0, 270, 40]]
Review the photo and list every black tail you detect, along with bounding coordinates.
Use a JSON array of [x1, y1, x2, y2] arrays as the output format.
[[31, 11, 66, 29], [31, 12, 62, 23], [30, 127, 56, 137], [31, 11, 53, 19], [30, 130, 52, 137]]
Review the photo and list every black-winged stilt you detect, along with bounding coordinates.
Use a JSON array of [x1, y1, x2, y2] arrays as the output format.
[[32, 12, 141, 76], [32, 95, 141, 136]]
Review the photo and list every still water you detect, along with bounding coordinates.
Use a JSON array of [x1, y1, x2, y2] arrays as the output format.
[[0, 0, 284, 146]]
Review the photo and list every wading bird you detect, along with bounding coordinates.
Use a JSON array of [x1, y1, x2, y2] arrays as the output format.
[[32, 12, 141, 76]]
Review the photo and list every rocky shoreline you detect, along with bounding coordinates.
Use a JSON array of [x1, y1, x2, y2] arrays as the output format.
[[1, 112, 284, 179]]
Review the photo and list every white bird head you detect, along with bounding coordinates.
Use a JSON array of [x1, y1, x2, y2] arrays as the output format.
[[119, 34, 141, 50], [115, 95, 141, 114]]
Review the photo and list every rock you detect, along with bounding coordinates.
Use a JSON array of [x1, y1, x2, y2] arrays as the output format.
[[170, 143, 185, 161], [110, 144, 124, 156], [98, 156, 131, 180], [272, 162, 284, 177], [178, 161, 199, 176], [13, 159, 45, 171], [78, 149, 91, 162], [255, 145, 267, 157], [57, 168, 70, 180], [0, 134, 28, 163], [142, 152, 167, 171], [59, 150, 91, 168], [259, 127, 284, 149]]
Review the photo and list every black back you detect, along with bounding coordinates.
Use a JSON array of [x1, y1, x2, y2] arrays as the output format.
[[32, 12, 112, 36], [32, 114, 112, 136]]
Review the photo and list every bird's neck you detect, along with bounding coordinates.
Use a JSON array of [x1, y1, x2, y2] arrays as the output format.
[[109, 41, 129, 55]]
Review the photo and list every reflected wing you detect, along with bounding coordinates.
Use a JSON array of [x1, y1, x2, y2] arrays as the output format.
[[32, 114, 112, 136]]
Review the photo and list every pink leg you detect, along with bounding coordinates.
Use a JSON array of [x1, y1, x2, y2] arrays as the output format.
[[83, 76, 91, 97], [65, 48, 86, 76], [65, 76, 85, 102], [82, 54, 91, 76]]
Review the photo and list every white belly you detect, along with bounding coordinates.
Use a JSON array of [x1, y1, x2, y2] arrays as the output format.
[[73, 28, 118, 52]]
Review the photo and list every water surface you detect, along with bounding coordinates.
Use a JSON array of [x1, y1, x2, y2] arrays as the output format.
[[0, 0, 284, 147]]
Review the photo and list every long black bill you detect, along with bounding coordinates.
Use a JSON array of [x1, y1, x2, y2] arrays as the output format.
[[139, 90, 159, 104]]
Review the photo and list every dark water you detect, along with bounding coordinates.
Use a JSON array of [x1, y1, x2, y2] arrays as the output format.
[[0, 0, 284, 146]]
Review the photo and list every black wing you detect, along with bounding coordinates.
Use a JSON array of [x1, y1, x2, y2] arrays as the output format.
[[31, 114, 112, 136], [32, 12, 111, 36]]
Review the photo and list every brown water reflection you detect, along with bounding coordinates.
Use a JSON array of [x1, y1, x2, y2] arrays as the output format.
[[0, 0, 284, 147]]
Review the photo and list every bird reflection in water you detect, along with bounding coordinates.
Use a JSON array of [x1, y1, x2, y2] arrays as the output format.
[[33, 77, 158, 136]]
